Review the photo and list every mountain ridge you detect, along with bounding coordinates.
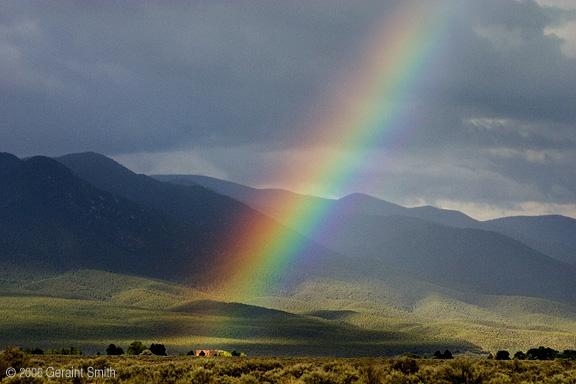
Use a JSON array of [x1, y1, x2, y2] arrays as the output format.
[[155, 173, 576, 265]]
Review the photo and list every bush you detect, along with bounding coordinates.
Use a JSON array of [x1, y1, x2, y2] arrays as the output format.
[[362, 365, 384, 384], [301, 370, 341, 384], [54, 346, 81, 355], [495, 350, 510, 360], [439, 359, 486, 384], [190, 366, 214, 384], [391, 357, 419, 375], [527, 346, 558, 360], [149, 343, 167, 356], [106, 343, 124, 355], [513, 351, 526, 360], [0, 346, 30, 379], [560, 350, 576, 360], [285, 363, 314, 379], [403, 352, 423, 359], [238, 373, 260, 384], [127, 341, 147, 355], [434, 350, 454, 359]]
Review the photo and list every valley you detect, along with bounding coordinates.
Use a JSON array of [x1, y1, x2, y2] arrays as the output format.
[[1, 152, 576, 357]]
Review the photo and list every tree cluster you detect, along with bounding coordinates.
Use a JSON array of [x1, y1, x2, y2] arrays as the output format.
[[433, 350, 454, 359], [124, 341, 167, 356], [492, 347, 576, 360], [106, 344, 124, 355]]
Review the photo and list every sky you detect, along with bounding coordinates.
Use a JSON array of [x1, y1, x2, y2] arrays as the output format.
[[1, 0, 576, 220]]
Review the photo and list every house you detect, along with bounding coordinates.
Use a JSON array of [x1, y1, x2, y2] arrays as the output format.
[[196, 349, 218, 356]]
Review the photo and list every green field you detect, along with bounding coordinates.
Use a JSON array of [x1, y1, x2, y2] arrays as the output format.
[[1, 269, 576, 357]]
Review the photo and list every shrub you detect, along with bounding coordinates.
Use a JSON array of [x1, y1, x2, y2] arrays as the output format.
[[238, 373, 260, 384], [284, 363, 314, 379], [106, 343, 124, 355], [322, 362, 359, 384], [23, 347, 44, 355], [190, 366, 214, 384], [439, 359, 486, 384], [0, 346, 30, 379], [513, 351, 526, 360], [127, 341, 147, 355], [391, 357, 419, 375], [56, 346, 81, 355], [362, 365, 384, 384], [434, 350, 454, 359], [527, 346, 558, 360], [495, 351, 510, 360], [149, 343, 167, 356], [301, 369, 342, 384], [403, 352, 423, 359]]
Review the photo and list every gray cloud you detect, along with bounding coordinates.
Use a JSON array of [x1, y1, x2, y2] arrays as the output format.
[[0, 1, 392, 155]]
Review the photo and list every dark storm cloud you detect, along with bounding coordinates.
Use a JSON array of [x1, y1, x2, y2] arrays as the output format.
[[0, 1, 392, 155], [420, 0, 576, 126], [1, 0, 574, 154]]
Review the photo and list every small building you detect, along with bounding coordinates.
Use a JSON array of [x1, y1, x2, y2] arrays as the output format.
[[196, 349, 218, 357]]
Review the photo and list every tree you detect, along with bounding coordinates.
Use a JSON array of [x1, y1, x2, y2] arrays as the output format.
[[495, 350, 510, 360], [127, 341, 147, 355], [149, 343, 167, 356], [434, 350, 454, 359], [560, 350, 576, 360], [23, 347, 44, 355], [527, 346, 558, 360], [514, 351, 526, 360], [106, 344, 124, 356], [59, 346, 81, 355]]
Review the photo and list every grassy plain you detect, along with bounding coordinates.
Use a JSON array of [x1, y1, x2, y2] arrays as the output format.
[[2, 269, 576, 356], [2, 352, 576, 383]]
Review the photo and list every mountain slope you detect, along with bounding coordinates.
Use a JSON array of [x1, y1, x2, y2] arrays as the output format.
[[154, 173, 576, 305], [57, 152, 255, 231], [152, 173, 334, 219], [308, 212, 576, 305], [0, 153, 218, 280], [153, 174, 478, 228], [482, 215, 576, 265]]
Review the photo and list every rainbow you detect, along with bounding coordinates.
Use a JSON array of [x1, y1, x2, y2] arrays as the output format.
[[214, 1, 458, 302]]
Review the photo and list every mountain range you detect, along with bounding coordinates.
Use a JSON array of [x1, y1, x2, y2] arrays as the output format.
[[154, 173, 575, 266], [1, 151, 575, 356]]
